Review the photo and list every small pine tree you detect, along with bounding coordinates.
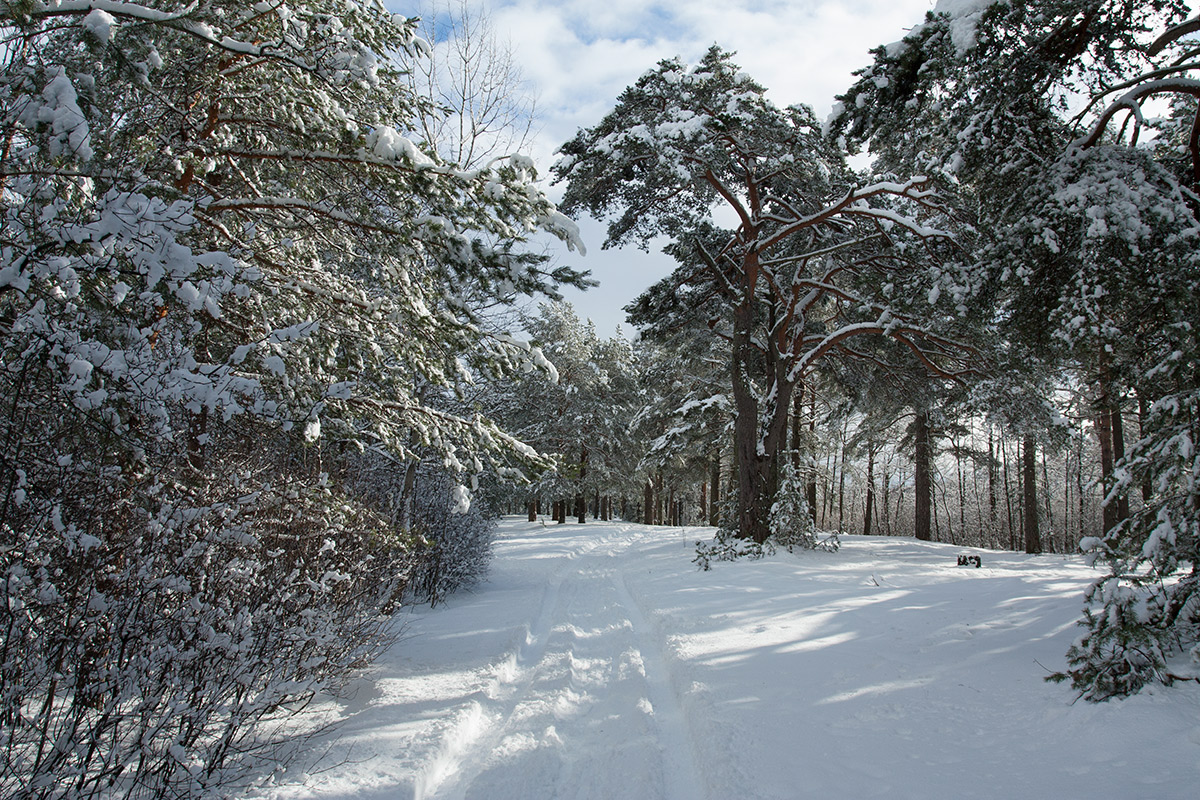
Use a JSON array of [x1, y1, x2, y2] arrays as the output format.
[[694, 462, 837, 569], [771, 462, 838, 553], [1050, 377, 1200, 699]]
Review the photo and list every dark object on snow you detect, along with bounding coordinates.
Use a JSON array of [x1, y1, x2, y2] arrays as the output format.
[[957, 554, 982, 568]]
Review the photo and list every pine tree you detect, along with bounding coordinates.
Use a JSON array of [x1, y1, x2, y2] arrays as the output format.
[[556, 46, 974, 543]]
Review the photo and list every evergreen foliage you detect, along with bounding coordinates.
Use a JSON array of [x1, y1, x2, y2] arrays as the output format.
[[0, 1, 583, 794]]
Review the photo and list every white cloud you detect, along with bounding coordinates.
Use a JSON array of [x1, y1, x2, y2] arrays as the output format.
[[388, 0, 939, 336]]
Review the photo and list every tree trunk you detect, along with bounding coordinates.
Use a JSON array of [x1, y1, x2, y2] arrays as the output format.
[[709, 457, 721, 527], [837, 422, 847, 533], [643, 478, 654, 526], [806, 390, 818, 525], [1041, 448, 1054, 552], [863, 439, 876, 537], [955, 434, 966, 542], [914, 409, 932, 542], [1095, 355, 1126, 534], [527, 498, 537, 522], [1023, 434, 1042, 554], [1137, 391, 1153, 502], [576, 445, 588, 524], [699, 481, 707, 525], [399, 454, 419, 529], [1096, 405, 1117, 534], [791, 384, 803, 469], [1110, 397, 1130, 522], [987, 426, 998, 549], [1002, 437, 1015, 549], [655, 472, 664, 525]]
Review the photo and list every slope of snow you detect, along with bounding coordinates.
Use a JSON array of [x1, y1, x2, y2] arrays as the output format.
[[249, 518, 1200, 800]]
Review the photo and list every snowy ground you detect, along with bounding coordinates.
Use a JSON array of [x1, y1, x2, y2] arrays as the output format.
[[249, 518, 1200, 800]]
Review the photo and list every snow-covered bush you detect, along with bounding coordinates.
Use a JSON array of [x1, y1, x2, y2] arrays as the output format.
[[0, 445, 412, 799], [694, 472, 837, 570], [408, 465, 497, 606]]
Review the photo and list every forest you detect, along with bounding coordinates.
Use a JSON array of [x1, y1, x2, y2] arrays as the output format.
[[0, 1, 1197, 797]]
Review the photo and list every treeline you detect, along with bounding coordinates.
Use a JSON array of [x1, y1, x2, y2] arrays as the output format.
[[487, 302, 1110, 558]]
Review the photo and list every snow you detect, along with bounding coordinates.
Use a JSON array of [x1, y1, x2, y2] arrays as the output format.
[[884, 0, 1005, 59], [82, 8, 116, 44], [934, 0, 1003, 56], [36, 68, 93, 162], [248, 518, 1200, 800]]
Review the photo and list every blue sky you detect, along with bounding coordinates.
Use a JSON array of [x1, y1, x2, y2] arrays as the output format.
[[389, 0, 940, 336]]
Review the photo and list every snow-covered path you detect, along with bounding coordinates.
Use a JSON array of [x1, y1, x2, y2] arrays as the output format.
[[250, 519, 1200, 800]]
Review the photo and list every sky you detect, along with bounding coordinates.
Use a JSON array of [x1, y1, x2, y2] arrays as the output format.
[[388, 0, 941, 337]]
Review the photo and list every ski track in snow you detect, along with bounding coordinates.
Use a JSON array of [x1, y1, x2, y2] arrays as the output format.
[[249, 519, 1200, 800], [409, 521, 704, 800]]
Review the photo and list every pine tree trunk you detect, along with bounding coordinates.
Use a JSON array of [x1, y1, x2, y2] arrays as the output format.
[[527, 499, 537, 522], [1041, 448, 1054, 552], [914, 409, 932, 542], [955, 434, 966, 542], [1110, 398, 1130, 522], [643, 478, 654, 525], [1023, 434, 1042, 554], [863, 439, 876, 537], [400, 454, 419, 529], [1063, 451, 1072, 549], [1002, 437, 1015, 549], [791, 385, 803, 469], [804, 390, 817, 525], [881, 462, 891, 536], [988, 426, 998, 549], [576, 445, 588, 524], [655, 472, 664, 525], [709, 457, 721, 527], [1096, 405, 1117, 534], [1077, 428, 1087, 540], [1095, 355, 1122, 534], [1137, 391, 1153, 502]]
